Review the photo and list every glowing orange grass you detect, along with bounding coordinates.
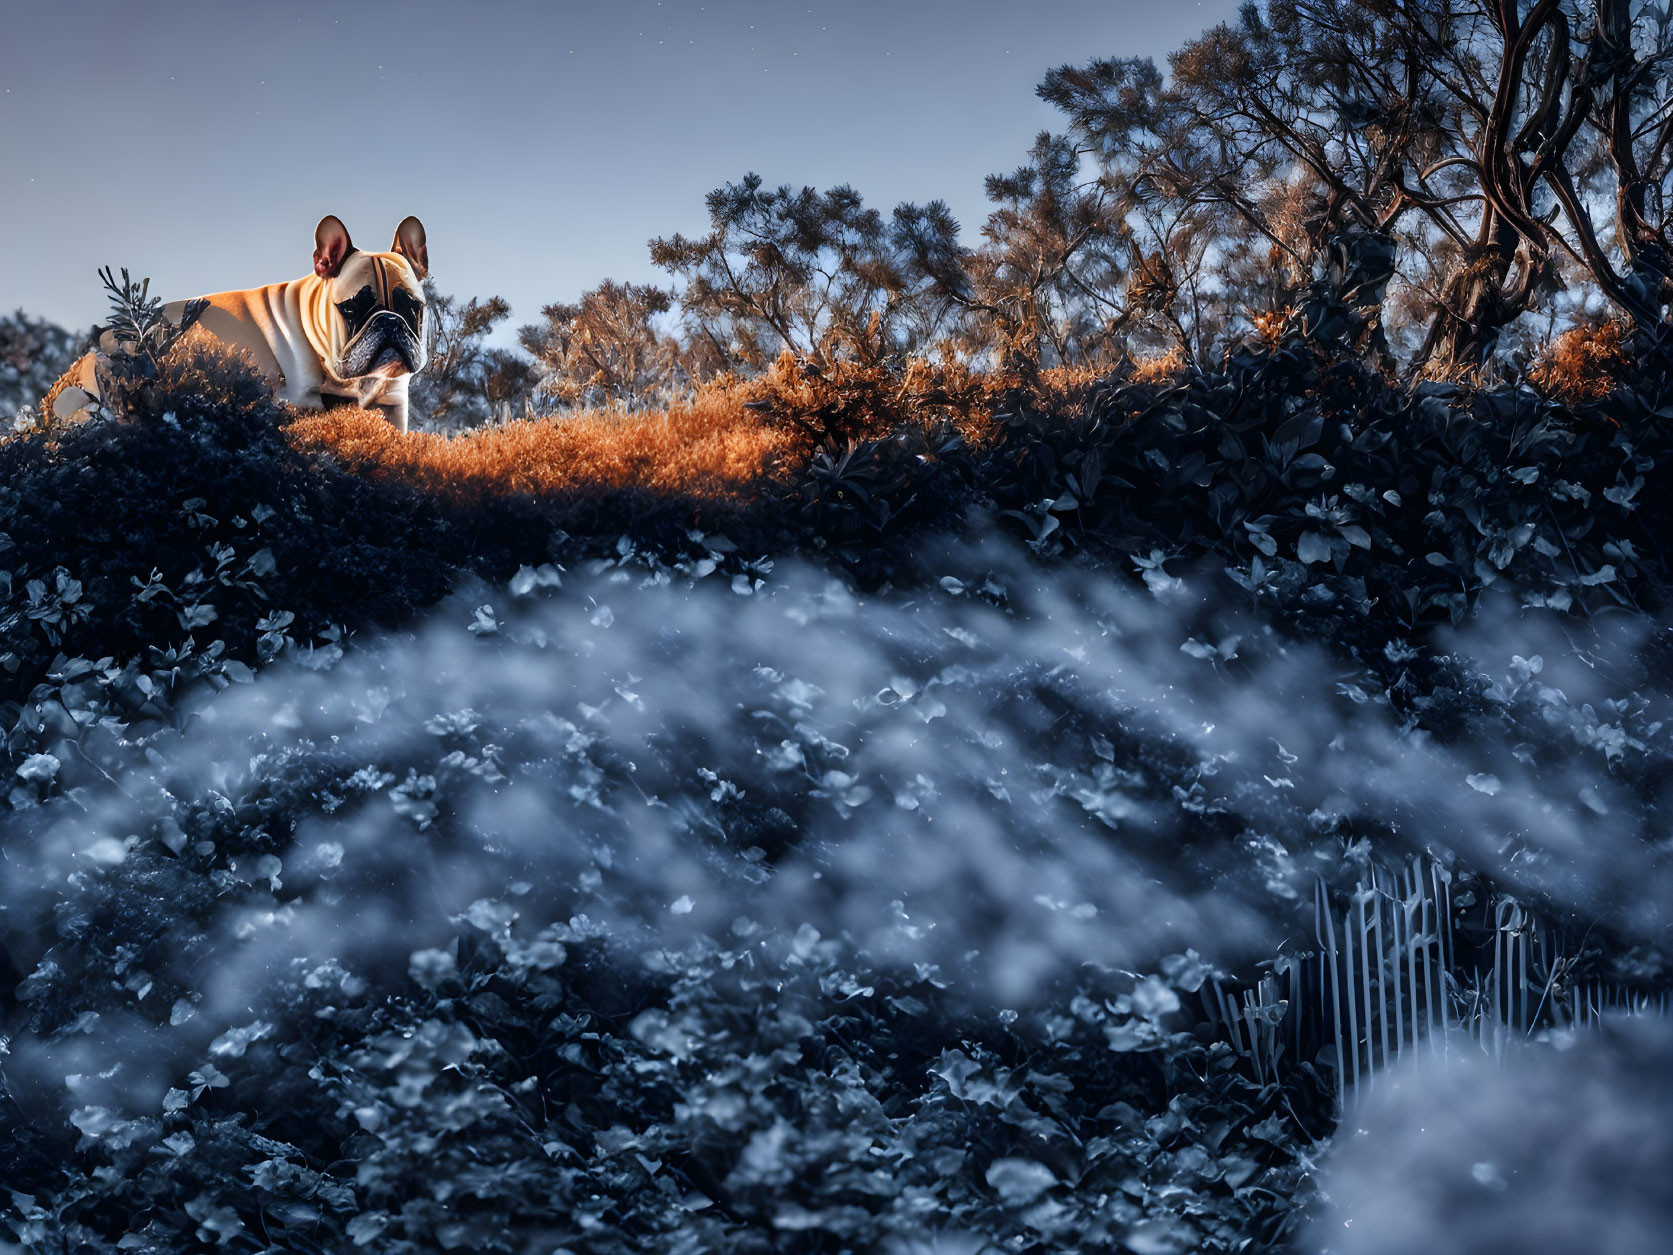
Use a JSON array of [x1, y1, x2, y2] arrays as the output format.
[[284, 392, 800, 504]]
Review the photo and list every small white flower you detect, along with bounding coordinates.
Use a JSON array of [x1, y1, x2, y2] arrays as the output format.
[[16, 753, 60, 783]]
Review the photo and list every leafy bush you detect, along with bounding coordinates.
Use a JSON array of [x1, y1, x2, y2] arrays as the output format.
[[0, 309, 84, 423]]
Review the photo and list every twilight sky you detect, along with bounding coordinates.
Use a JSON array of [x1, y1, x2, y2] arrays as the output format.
[[1, 0, 1238, 345]]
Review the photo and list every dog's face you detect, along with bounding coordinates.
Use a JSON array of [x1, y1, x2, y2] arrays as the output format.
[[311, 215, 430, 382]]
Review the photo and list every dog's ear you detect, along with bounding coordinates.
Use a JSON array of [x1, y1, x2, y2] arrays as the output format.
[[391, 216, 428, 280], [314, 215, 355, 278]]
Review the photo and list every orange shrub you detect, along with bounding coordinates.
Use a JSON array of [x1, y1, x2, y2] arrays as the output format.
[[26, 326, 273, 446], [1250, 306, 1294, 346], [1527, 321, 1629, 405], [1035, 364, 1107, 408], [1127, 346, 1187, 386], [732, 349, 1008, 450]]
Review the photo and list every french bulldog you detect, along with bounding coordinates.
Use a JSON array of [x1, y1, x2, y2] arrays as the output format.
[[46, 215, 430, 431]]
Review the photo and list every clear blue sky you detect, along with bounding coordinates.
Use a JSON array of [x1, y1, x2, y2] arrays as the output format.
[[1, 0, 1239, 345]]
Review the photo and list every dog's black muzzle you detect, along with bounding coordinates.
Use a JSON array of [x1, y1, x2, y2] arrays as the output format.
[[340, 310, 426, 377]]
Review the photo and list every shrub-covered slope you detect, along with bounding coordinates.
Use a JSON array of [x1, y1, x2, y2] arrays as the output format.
[[4, 336, 1673, 1253]]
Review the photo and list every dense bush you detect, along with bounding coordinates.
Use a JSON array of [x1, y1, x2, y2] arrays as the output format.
[[0, 309, 84, 422]]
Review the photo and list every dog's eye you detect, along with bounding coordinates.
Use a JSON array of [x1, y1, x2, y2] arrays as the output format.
[[335, 285, 378, 338], [391, 287, 424, 337]]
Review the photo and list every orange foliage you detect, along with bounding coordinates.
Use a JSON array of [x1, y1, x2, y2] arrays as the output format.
[[285, 350, 1044, 504], [1250, 306, 1294, 346], [733, 350, 1009, 450], [285, 387, 799, 504], [1527, 321, 1629, 405], [157, 326, 274, 404], [1127, 346, 1187, 386], [282, 352, 1069, 506], [282, 352, 1194, 506]]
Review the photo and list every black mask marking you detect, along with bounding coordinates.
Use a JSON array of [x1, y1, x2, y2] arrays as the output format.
[[335, 285, 379, 340], [391, 286, 424, 337]]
